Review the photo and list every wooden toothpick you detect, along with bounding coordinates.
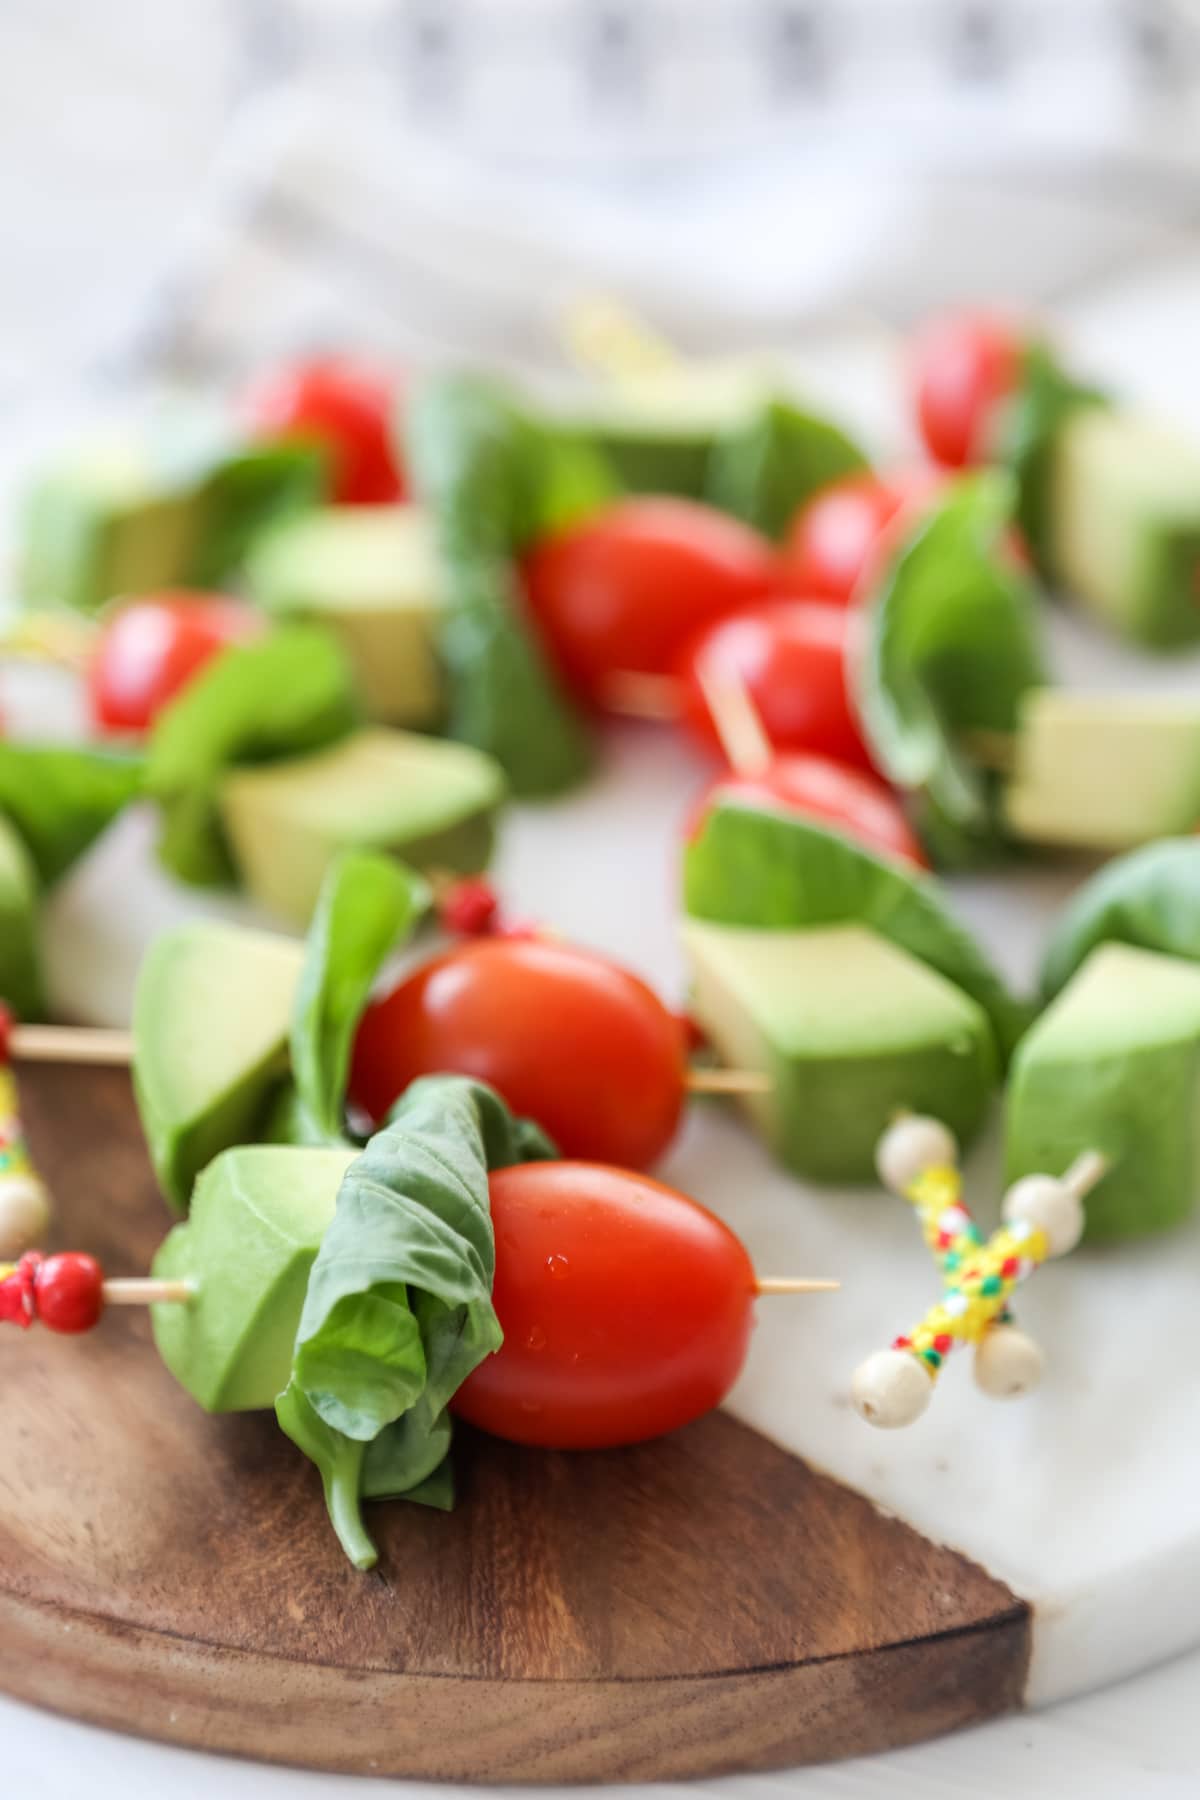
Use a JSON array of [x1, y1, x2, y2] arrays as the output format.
[[10, 1024, 134, 1067], [102, 1277, 194, 1307], [695, 662, 774, 777], [685, 1067, 772, 1097], [755, 1277, 841, 1296], [600, 670, 681, 721]]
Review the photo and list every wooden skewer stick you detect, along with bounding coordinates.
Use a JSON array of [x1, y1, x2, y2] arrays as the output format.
[[11, 1024, 134, 1067], [695, 662, 773, 777], [685, 1067, 772, 1096], [103, 1277, 194, 1307], [755, 1277, 841, 1296]]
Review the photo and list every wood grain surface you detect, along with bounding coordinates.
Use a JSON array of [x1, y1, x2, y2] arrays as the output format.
[[0, 1063, 1031, 1781]]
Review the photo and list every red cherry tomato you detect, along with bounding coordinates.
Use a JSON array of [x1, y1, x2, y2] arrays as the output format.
[[34, 1253, 104, 1335], [243, 355, 405, 504], [910, 311, 1024, 468], [675, 598, 876, 774], [778, 468, 945, 606], [88, 593, 261, 735], [350, 938, 687, 1168], [687, 752, 928, 870], [522, 498, 774, 706], [453, 1161, 756, 1448]]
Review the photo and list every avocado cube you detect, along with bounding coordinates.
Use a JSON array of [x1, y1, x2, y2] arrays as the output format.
[[246, 505, 447, 727], [1006, 942, 1200, 1241], [1048, 409, 1200, 648], [21, 439, 202, 615], [0, 816, 44, 1022], [554, 361, 771, 497], [134, 921, 305, 1211], [1005, 689, 1200, 852], [219, 727, 505, 929], [151, 1144, 354, 1411], [681, 920, 996, 1183]]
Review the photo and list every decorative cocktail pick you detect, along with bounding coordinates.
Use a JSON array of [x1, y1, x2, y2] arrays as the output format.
[[0, 1011, 54, 1258], [0, 1251, 192, 1334], [853, 1113, 1108, 1429]]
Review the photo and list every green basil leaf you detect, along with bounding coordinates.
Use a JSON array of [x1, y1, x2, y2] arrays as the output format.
[[707, 398, 868, 539], [857, 472, 1046, 856], [146, 623, 360, 886], [191, 441, 329, 586], [277, 1074, 556, 1567], [291, 849, 430, 1140], [1040, 839, 1200, 1000], [0, 743, 143, 888], [1000, 341, 1108, 573], [406, 375, 594, 796], [0, 816, 45, 1020], [684, 799, 1029, 1061]]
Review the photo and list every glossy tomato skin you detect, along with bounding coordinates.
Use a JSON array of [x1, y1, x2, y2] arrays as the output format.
[[777, 468, 945, 606], [911, 312, 1023, 468], [87, 592, 260, 734], [675, 598, 875, 773], [349, 938, 687, 1168], [687, 753, 928, 870], [243, 355, 405, 504], [522, 497, 774, 705], [453, 1162, 756, 1449]]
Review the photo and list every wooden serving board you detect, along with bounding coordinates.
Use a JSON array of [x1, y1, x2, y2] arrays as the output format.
[[0, 1062, 1029, 1782]]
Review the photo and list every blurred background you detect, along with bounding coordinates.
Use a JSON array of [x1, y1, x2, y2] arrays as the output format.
[[4, 0, 1200, 429]]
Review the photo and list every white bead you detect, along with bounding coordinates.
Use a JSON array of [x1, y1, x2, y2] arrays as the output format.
[[852, 1348, 933, 1428], [1002, 1174, 1084, 1257], [973, 1324, 1045, 1399], [875, 1116, 958, 1194], [0, 1177, 51, 1259]]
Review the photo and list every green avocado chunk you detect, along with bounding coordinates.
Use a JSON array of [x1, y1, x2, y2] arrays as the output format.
[[134, 921, 305, 1211], [554, 361, 773, 497], [19, 431, 325, 616], [682, 920, 995, 1182], [0, 817, 45, 1021], [1006, 942, 1200, 1241], [246, 505, 447, 727], [151, 1144, 355, 1411], [1005, 689, 1200, 852], [219, 727, 505, 928], [1047, 408, 1200, 648]]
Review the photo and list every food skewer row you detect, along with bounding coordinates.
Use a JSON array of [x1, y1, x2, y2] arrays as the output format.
[[853, 1116, 1108, 1429]]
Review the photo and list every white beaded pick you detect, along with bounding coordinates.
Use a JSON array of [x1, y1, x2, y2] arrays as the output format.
[[0, 1177, 52, 1260], [851, 1348, 933, 1428], [1002, 1173, 1084, 1258], [974, 1322, 1045, 1399], [875, 1115, 959, 1196]]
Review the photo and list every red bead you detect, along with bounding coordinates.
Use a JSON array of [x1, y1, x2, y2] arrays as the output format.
[[34, 1253, 105, 1334], [933, 1333, 953, 1354], [437, 877, 501, 937], [1001, 1255, 1019, 1278]]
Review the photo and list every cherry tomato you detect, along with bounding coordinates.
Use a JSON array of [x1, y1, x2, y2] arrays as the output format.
[[674, 598, 876, 773], [522, 498, 774, 706], [350, 938, 687, 1168], [911, 311, 1023, 468], [87, 593, 261, 735], [687, 752, 928, 870], [243, 355, 405, 504], [34, 1253, 104, 1335], [452, 1161, 756, 1448], [778, 468, 945, 606]]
